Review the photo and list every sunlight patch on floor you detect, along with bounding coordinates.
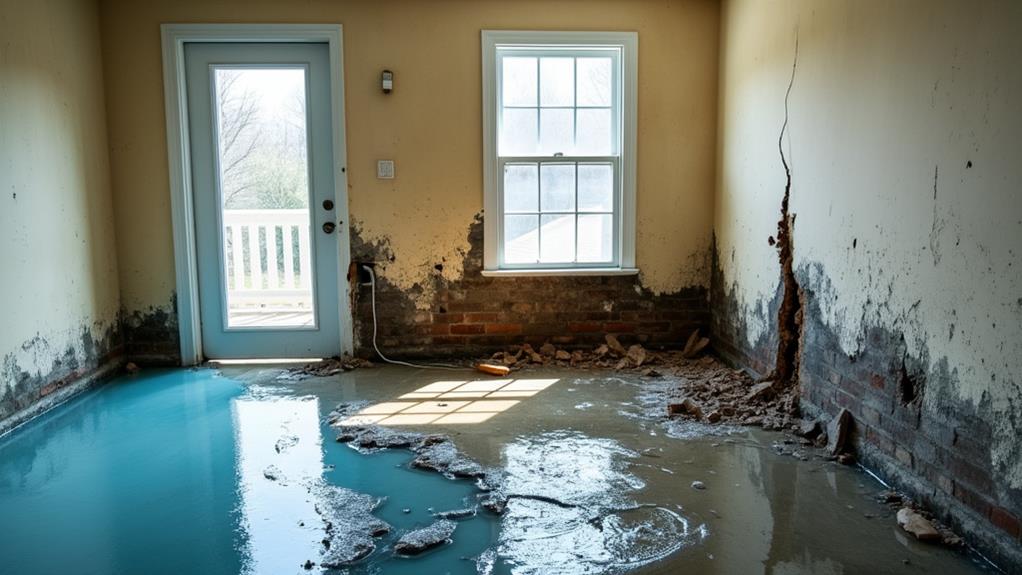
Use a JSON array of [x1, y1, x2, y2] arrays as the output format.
[[338, 378, 559, 426]]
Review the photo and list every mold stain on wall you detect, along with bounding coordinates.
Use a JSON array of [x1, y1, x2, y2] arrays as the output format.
[[714, 0, 1022, 565], [349, 213, 712, 358], [0, 321, 123, 431]]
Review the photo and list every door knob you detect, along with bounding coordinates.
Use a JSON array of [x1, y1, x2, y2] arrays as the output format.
[[322, 221, 336, 234]]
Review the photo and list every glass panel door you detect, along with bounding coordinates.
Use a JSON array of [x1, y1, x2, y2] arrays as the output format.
[[186, 43, 342, 359]]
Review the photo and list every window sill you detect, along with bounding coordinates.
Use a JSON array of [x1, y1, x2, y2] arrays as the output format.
[[481, 267, 639, 278]]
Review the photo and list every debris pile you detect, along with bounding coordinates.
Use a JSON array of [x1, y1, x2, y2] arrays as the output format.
[[482, 332, 713, 374], [313, 484, 392, 567], [393, 519, 457, 555], [877, 490, 964, 548], [661, 359, 799, 432], [278, 357, 375, 380]]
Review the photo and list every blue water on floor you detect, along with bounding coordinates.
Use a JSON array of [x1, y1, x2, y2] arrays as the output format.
[[0, 369, 498, 575]]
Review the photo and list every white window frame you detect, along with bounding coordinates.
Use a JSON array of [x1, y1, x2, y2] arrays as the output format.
[[481, 30, 638, 277]]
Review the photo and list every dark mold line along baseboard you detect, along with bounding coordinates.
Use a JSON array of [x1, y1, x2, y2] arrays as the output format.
[[0, 320, 125, 436]]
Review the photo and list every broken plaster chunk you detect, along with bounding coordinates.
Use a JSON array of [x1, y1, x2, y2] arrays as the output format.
[[691, 480, 706, 490], [433, 507, 477, 520], [394, 519, 457, 555], [667, 397, 703, 420], [896, 508, 942, 542], [555, 350, 571, 361], [826, 408, 852, 456], [682, 333, 711, 359], [796, 418, 822, 439], [605, 334, 627, 357], [745, 381, 776, 402], [626, 344, 647, 367], [539, 342, 557, 357]]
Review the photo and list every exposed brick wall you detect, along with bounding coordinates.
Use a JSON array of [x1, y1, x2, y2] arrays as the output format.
[[352, 216, 710, 358], [0, 323, 124, 433], [711, 257, 1022, 568], [796, 314, 1021, 561]]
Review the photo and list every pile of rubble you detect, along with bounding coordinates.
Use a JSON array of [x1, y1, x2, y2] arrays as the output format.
[[484, 332, 807, 437], [880, 491, 965, 548], [277, 357, 375, 380], [483, 331, 710, 375]]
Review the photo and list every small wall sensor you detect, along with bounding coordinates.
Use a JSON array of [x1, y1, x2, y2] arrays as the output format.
[[377, 160, 395, 179], [381, 70, 393, 94]]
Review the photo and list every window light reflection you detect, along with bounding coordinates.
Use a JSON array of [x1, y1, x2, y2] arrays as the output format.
[[340, 378, 559, 426]]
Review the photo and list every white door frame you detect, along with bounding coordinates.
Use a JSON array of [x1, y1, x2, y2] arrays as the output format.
[[161, 23, 353, 365]]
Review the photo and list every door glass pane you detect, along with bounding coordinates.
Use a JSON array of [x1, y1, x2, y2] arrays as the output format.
[[539, 214, 575, 262], [214, 67, 315, 328], [504, 215, 539, 263], [504, 164, 538, 213]]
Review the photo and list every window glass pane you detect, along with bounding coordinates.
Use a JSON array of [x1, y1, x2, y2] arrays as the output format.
[[577, 57, 613, 106], [502, 57, 537, 107], [500, 108, 537, 155], [540, 57, 574, 107], [577, 214, 613, 262], [504, 164, 538, 212], [576, 108, 613, 155], [539, 109, 573, 155], [578, 164, 614, 212], [540, 214, 575, 262], [540, 164, 575, 212], [504, 215, 539, 263]]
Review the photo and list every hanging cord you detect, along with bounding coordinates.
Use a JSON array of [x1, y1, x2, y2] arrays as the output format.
[[364, 265, 467, 371]]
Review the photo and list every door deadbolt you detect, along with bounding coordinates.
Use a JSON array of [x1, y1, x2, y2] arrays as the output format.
[[322, 199, 334, 210], [322, 221, 336, 234]]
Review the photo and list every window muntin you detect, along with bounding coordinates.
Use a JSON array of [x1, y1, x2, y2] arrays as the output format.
[[496, 47, 622, 267]]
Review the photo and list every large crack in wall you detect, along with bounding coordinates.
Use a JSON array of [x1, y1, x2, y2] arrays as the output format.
[[768, 32, 804, 392]]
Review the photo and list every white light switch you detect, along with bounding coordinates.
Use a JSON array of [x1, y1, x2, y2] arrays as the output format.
[[377, 160, 395, 179]]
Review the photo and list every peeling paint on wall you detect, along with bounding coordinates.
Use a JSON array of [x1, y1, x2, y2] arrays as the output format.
[[715, 0, 1022, 565], [0, 320, 123, 431], [350, 213, 712, 357]]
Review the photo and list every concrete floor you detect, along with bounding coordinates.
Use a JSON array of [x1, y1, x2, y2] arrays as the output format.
[[221, 362, 993, 574]]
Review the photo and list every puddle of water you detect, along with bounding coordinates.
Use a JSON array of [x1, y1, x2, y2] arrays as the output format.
[[0, 366, 995, 575], [0, 369, 497, 575]]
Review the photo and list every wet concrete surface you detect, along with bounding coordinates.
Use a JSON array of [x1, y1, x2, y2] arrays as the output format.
[[228, 363, 994, 574], [0, 364, 995, 574]]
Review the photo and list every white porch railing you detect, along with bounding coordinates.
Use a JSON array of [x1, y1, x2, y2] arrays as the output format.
[[222, 209, 313, 312]]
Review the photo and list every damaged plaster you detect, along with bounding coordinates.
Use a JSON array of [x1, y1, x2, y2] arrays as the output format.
[[350, 213, 712, 357], [0, 320, 123, 430], [715, 0, 1022, 563]]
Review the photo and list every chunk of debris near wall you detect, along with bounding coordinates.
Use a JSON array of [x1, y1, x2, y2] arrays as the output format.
[[394, 519, 457, 555]]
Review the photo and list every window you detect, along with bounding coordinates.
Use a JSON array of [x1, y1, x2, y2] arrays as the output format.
[[482, 31, 638, 275]]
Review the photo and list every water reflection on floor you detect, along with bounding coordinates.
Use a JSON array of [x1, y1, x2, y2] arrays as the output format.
[[0, 366, 993, 574]]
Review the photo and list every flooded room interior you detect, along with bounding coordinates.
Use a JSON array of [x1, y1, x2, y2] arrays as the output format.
[[1, 0, 1020, 573]]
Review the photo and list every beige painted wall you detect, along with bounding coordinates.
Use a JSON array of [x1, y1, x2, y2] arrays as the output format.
[[0, 0, 120, 380], [716, 0, 1022, 484], [98, 0, 720, 313]]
